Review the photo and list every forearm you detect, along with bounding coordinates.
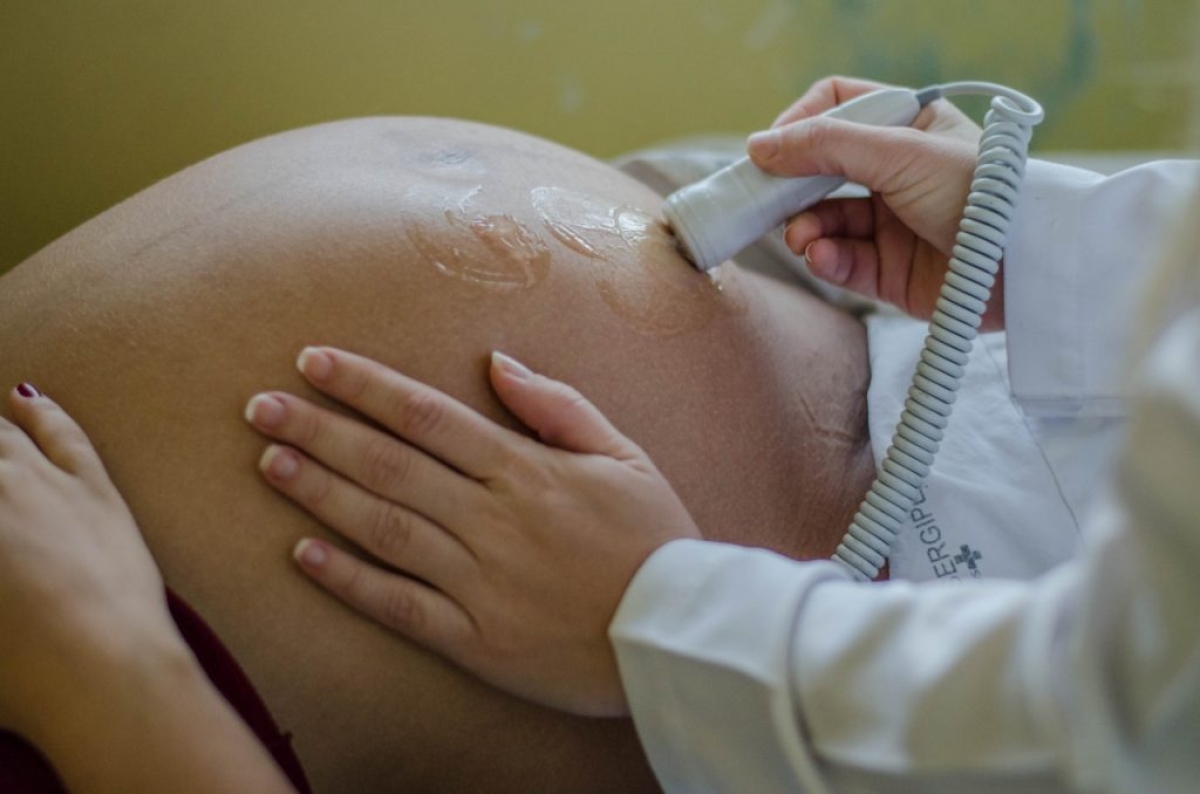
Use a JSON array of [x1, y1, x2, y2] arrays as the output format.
[[22, 632, 293, 794]]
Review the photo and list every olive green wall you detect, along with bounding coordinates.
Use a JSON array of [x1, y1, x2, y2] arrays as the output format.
[[1, 1, 1193, 271]]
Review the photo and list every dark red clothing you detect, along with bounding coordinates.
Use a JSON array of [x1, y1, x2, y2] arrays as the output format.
[[0, 588, 312, 793]]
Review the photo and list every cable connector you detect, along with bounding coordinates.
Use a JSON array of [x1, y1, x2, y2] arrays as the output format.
[[914, 85, 944, 108]]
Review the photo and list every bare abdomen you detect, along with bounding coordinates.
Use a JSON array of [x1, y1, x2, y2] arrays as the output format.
[[0, 117, 871, 791]]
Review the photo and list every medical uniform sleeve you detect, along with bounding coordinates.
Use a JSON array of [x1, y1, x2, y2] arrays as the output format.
[[611, 311, 1200, 793], [1004, 159, 1200, 416], [609, 161, 1200, 793]]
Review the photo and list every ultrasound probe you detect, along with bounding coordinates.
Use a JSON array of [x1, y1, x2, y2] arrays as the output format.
[[663, 86, 935, 273], [662, 83, 1044, 581]]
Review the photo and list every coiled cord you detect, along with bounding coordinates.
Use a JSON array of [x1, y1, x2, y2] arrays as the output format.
[[832, 82, 1044, 582]]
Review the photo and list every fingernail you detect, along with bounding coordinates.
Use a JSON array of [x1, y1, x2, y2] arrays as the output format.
[[245, 393, 286, 429], [259, 445, 299, 481], [783, 225, 806, 256], [831, 260, 850, 285], [16, 382, 41, 399], [294, 538, 328, 568], [805, 242, 850, 285], [747, 130, 780, 161], [297, 347, 334, 383], [492, 351, 532, 380]]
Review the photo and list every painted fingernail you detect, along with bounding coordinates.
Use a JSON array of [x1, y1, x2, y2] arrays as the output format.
[[294, 538, 328, 568], [492, 351, 532, 380], [747, 130, 780, 161], [259, 445, 299, 481], [297, 347, 333, 383], [245, 393, 286, 429], [16, 383, 41, 399]]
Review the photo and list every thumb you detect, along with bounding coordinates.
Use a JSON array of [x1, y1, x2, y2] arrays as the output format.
[[488, 352, 641, 459], [748, 116, 923, 196]]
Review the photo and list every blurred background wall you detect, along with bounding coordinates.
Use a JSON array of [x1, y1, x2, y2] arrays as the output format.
[[1, 0, 1193, 272]]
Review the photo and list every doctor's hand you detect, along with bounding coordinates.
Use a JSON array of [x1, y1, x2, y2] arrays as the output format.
[[245, 347, 702, 717], [750, 75, 1006, 330]]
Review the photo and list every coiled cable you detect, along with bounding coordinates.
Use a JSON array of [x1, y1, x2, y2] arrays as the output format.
[[832, 82, 1044, 582]]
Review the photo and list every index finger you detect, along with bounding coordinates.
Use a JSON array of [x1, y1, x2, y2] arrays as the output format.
[[771, 75, 894, 128], [295, 347, 517, 479]]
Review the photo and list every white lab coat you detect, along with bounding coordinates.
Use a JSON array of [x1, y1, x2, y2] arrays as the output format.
[[609, 159, 1200, 793]]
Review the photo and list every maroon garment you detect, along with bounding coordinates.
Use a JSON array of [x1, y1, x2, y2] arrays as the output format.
[[0, 588, 312, 793]]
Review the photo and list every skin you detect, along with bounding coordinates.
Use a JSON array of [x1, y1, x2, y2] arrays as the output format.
[[245, 346, 703, 717], [223, 77, 995, 720], [0, 114, 877, 791], [0, 387, 292, 793]]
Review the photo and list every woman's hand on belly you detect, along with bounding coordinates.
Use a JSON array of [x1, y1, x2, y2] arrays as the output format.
[[0, 383, 328, 791], [0, 383, 180, 732], [246, 346, 702, 718]]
